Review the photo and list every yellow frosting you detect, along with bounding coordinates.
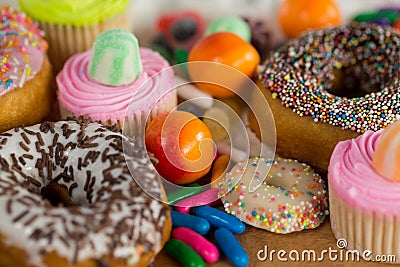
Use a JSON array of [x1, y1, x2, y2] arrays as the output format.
[[18, 0, 130, 26]]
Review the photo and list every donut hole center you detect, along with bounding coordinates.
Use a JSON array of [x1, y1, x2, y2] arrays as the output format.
[[330, 67, 385, 98], [41, 181, 72, 207]]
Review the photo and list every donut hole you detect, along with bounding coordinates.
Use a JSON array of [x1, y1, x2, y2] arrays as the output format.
[[41, 181, 72, 207], [330, 64, 391, 98]]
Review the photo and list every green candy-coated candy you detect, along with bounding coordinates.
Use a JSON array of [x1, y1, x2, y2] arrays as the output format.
[[89, 29, 143, 86], [353, 11, 398, 24], [205, 15, 251, 42], [165, 239, 205, 267], [167, 183, 202, 205]]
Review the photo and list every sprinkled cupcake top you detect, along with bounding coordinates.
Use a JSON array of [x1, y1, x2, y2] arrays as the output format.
[[219, 157, 328, 234], [0, 5, 47, 95], [258, 23, 400, 133]]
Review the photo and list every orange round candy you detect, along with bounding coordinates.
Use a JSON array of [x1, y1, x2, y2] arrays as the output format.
[[278, 0, 341, 38], [145, 111, 215, 185], [188, 32, 260, 98]]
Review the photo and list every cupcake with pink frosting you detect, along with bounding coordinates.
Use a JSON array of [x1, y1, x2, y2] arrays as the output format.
[[329, 121, 400, 263], [56, 29, 176, 137]]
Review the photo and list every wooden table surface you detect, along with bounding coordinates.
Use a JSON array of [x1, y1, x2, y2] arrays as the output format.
[[155, 216, 395, 267]]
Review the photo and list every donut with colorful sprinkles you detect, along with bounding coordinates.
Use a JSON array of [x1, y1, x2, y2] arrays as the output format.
[[219, 157, 328, 234], [252, 23, 400, 173]]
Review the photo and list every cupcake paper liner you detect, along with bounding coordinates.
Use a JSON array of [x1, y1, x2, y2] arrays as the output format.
[[40, 9, 131, 72], [329, 182, 400, 263]]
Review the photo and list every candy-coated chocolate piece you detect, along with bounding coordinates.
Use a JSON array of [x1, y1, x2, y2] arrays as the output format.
[[214, 227, 248, 267], [278, 0, 341, 38], [192, 206, 246, 234], [353, 11, 398, 24], [89, 29, 142, 86], [172, 227, 219, 263], [175, 188, 220, 214], [205, 15, 251, 42], [170, 210, 211, 235], [188, 32, 260, 98], [373, 121, 400, 182], [164, 239, 205, 267], [167, 184, 202, 205]]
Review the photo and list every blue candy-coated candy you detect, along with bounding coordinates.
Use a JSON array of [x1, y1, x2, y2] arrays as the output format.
[[171, 210, 210, 235], [192, 206, 245, 234], [214, 227, 248, 267]]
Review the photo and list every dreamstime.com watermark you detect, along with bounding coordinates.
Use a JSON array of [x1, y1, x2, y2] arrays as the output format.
[[257, 239, 397, 263]]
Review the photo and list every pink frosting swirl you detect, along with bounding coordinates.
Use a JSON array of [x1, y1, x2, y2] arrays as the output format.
[[329, 130, 400, 215], [56, 48, 175, 122]]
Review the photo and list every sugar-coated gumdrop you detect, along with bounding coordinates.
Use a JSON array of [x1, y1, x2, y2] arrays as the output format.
[[205, 15, 251, 42], [373, 121, 400, 182], [89, 29, 142, 86], [278, 0, 341, 38]]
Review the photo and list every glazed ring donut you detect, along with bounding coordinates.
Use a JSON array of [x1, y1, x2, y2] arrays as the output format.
[[252, 23, 400, 173], [219, 157, 328, 234], [0, 119, 171, 267]]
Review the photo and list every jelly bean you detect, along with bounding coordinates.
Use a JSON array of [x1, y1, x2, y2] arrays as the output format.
[[172, 227, 219, 263], [353, 11, 398, 24], [192, 206, 246, 234], [214, 227, 248, 267], [175, 75, 214, 109], [164, 239, 205, 267], [167, 183, 202, 205], [211, 154, 230, 188], [175, 188, 220, 214], [170, 210, 210, 235], [205, 15, 251, 42], [89, 29, 142, 86]]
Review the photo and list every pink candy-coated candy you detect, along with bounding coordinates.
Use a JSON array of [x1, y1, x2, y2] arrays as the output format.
[[172, 227, 219, 263], [175, 188, 220, 214]]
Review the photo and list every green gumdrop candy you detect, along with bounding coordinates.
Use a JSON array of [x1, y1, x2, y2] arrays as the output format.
[[205, 15, 251, 42], [89, 29, 143, 86]]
